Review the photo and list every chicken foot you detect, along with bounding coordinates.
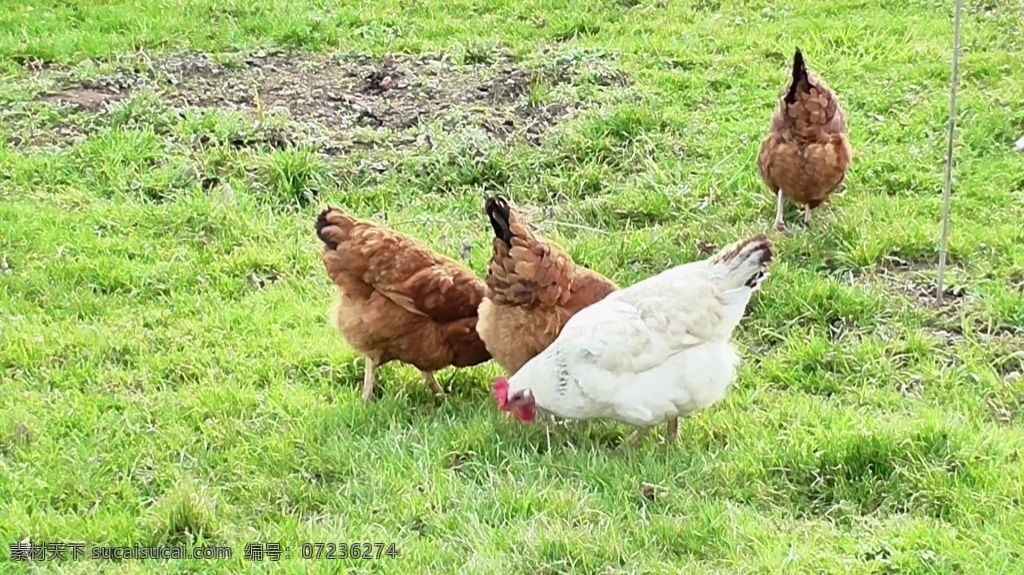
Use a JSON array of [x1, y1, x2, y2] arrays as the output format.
[[773, 190, 787, 232], [803, 204, 813, 227], [361, 357, 379, 401], [364, 363, 447, 400], [625, 418, 679, 447], [420, 370, 446, 396]]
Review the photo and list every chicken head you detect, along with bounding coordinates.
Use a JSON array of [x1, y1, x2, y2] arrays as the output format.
[[493, 377, 536, 422]]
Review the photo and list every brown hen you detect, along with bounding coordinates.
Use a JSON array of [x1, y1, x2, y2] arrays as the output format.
[[758, 48, 853, 232], [476, 196, 618, 376], [315, 207, 491, 401]]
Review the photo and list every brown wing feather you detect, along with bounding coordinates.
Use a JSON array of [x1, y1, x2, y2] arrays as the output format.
[[484, 204, 579, 307], [477, 196, 619, 375], [317, 207, 483, 324]]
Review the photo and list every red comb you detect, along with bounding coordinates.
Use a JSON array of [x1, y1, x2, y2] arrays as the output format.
[[492, 377, 510, 411]]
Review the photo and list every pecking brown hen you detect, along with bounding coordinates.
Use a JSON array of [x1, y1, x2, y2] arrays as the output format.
[[315, 207, 491, 401], [475, 196, 618, 376], [757, 48, 853, 232]]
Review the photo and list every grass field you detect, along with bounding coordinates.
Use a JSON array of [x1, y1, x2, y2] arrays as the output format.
[[2, 0, 1024, 572]]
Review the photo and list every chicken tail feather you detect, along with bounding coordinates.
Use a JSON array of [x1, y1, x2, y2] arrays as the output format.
[[315, 206, 358, 251], [784, 47, 808, 105], [485, 196, 514, 246], [710, 234, 774, 292], [709, 235, 774, 335], [315, 206, 367, 289]]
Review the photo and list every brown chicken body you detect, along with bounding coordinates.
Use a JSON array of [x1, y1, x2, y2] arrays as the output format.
[[758, 48, 853, 232], [476, 197, 618, 376], [315, 207, 491, 401]]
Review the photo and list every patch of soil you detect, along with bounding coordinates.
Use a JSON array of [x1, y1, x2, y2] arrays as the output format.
[[154, 52, 619, 150], [870, 266, 968, 309], [6, 69, 146, 150], [13, 85, 126, 149], [192, 125, 295, 152], [37, 87, 126, 113], [25, 51, 629, 154], [879, 253, 938, 273]]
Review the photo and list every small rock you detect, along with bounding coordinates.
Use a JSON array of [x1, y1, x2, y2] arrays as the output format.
[[1016, 136, 1024, 152]]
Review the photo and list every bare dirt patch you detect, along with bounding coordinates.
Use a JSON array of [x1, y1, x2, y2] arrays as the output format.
[[877, 268, 968, 306], [37, 87, 126, 113], [154, 52, 626, 151], [22, 51, 630, 154]]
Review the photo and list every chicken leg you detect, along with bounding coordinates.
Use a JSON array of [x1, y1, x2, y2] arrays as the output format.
[[803, 205, 813, 227], [774, 190, 786, 232], [420, 370, 446, 396], [361, 357, 379, 401], [625, 420, 679, 447], [663, 418, 679, 445]]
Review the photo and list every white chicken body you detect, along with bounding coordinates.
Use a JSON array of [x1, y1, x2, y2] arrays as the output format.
[[505, 235, 772, 431]]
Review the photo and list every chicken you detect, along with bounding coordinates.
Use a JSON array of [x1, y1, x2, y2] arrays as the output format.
[[758, 48, 853, 232], [315, 207, 491, 401], [476, 196, 618, 377], [492, 234, 774, 448]]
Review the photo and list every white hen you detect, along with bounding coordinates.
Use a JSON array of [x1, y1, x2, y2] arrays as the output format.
[[493, 234, 773, 446]]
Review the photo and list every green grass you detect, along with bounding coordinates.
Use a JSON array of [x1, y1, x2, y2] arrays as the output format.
[[2, 0, 1024, 573]]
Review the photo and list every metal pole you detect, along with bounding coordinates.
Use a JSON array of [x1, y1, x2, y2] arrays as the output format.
[[936, 0, 964, 305]]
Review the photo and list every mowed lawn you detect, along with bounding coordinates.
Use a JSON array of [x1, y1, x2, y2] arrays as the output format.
[[2, 0, 1024, 572]]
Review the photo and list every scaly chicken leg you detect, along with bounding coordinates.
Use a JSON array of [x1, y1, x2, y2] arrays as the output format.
[[626, 419, 679, 447], [420, 370, 445, 396], [774, 190, 786, 232], [664, 418, 679, 444], [362, 357, 379, 401], [803, 205, 813, 227]]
